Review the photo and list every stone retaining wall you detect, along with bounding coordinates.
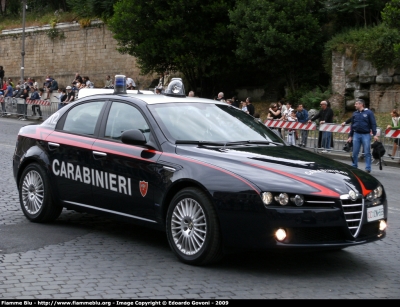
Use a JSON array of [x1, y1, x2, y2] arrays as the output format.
[[0, 21, 155, 89], [332, 51, 400, 112]]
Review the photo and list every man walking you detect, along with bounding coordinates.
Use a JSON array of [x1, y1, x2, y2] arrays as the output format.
[[347, 99, 378, 173]]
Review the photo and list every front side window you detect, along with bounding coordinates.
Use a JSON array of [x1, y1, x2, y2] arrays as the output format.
[[105, 101, 150, 141], [63, 101, 105, 135]]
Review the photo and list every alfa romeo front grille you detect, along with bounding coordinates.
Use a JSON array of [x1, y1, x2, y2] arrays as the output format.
[[341, 198, 364, 237]]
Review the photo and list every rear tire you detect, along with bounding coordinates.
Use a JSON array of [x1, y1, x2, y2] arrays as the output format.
[[19, 163, 62, 222], [166, 187, 223, 265]]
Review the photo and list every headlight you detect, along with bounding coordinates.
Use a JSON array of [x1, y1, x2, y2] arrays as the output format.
[[262, 192, 273, 206], [291, 194, 304, 206], [275, 193, 289, 206], [366, 185, 383, 202], [262, 192, 305, 206], [375, 186, 383, 198]]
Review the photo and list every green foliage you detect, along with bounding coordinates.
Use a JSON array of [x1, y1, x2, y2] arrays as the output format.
[[108, 0, 239, 96], [320, 0, 388, 27], [66, 0, 117, 20], [229, 0, 323, 93], [325, 24, 400, 71], [46, 28, 66, 40], [298, 87, 332, 110], [382, 0, 400, 29]]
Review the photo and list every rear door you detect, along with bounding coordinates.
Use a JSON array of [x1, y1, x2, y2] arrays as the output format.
[[45, 100, 107, 206]]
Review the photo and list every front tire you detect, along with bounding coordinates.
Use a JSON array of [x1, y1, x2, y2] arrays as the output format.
[[19, 163, 62, 222], [166, 187, 223, 265]]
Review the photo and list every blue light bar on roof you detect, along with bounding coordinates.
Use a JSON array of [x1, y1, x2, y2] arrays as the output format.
[[114, 75, 127, 94]]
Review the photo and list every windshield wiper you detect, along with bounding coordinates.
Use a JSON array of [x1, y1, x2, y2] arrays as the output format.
[[246, 140, 284, 146], [175, 140, 284, 146], [175, 140, 226, 146]]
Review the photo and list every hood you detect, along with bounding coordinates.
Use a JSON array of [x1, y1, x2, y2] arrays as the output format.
[[176, 145, 381, 198]]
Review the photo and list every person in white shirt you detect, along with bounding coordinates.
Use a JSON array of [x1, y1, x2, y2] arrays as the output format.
[[286, 109, 298, 146], [126, 77, 136, 89]]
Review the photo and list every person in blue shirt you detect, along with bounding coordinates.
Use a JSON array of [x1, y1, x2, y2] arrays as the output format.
[[296, 103, 309, 147], [347, 99, 378, 173]]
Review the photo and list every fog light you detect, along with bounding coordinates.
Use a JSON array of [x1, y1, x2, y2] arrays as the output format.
[[379, 220, 387, 231], [275, 228, 287, 242]]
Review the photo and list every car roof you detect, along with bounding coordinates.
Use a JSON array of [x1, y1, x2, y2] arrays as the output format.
[[133, 95, 223, 105], [77, 88, 155, 99], [78, 89, 225, 105]]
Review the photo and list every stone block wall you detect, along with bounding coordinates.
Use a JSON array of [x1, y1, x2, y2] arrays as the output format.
[[0, 21, 155, 89], [332, 51, 400, 112]]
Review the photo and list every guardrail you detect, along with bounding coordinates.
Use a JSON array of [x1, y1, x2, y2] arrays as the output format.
[[264, 119, 399, 162], [0, 96, 59, 120]]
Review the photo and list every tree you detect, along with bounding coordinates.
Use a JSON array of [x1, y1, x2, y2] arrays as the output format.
[[66, 0, 116, 20], [108, 0, 239, 96], [382, 0, 400, 29], [229, 0, 324, 96]]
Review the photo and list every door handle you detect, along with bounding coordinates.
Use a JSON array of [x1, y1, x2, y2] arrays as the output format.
[[48, 142, 60, 150], [93, 151, 107, 158]]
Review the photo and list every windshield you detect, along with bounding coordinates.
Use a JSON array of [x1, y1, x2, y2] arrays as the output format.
[[148, 103, 284, 144]]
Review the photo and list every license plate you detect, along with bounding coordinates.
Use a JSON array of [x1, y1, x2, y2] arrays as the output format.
[[367, 205, 384, 222]]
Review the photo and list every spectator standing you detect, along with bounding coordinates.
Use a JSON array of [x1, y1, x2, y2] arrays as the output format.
[[246, 97, 255, 116], [157, 72, 165, 89], [309, 100, 334, 152], [2, 80, 13, 115], [267, 103, 282, 137], [241, 101, 248, 113], [280, 101, 293, 138], [278, 99, 287, 115], [296, 103, 309, 147], [286, 109, 298, 145], [29, 87, 42, 118], [188, 91, 195, 97], [387, 109, 400, 161], [0, 66, 4, 87], [231, 96, 240, 108], [217, 92, 225, 102], [347, 99, 378, 173], [281, 101, 293, 120], [163, 71, 170, 89]]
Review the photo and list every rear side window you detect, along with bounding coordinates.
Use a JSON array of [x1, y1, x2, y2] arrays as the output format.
[[63, 101, 105, 135]]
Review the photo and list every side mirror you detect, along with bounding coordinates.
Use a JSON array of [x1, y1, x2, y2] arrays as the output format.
[[121, 129, 147, 145]]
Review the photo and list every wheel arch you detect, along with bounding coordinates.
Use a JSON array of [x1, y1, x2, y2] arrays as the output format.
[[161, 179, 220, 228]]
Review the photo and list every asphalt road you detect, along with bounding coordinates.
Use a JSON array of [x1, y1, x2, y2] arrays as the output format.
[[0, 116, 399, 299]]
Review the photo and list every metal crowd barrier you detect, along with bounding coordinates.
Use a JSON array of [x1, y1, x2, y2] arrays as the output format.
[[264, 119, 399, 162], [0, 96, 58, 120]]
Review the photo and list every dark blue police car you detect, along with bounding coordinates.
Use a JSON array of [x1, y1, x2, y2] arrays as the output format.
[[13, 76, 387, 265]]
